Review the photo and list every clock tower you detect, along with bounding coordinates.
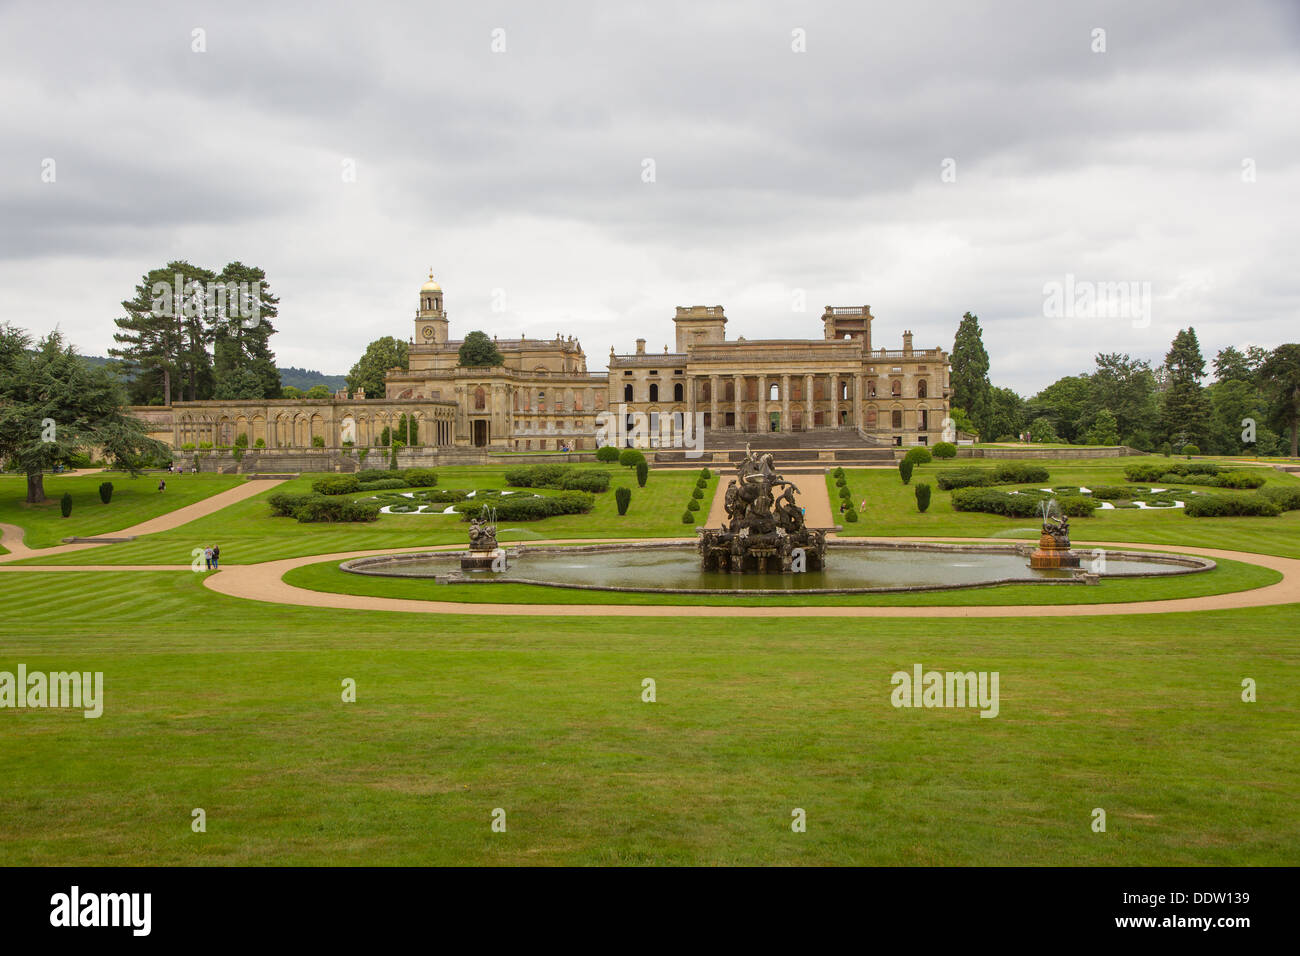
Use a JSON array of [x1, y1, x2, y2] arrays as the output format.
[[415, 271, 449, 347]]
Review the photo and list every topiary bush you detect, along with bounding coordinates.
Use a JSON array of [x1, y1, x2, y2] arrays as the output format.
[[615, 486, 631, 515], [1215, 471, 1267, 489], [838, 485, 852, 499], [682, 510, 695, 524], [1160, 442, 1172, 457], [597, 445, 621, 463], [991, 463, 1050, 484], [294, 497, 381, 523], [357, 478, 410, 491], [832, 467, 845, 479], [1185, 493, 1281, 517], [636, 461, 649, 487], [60, 492, 72, 518], [98, 481, 113, 504], [932, 441, 957, 459], [692, 486, 704, 499], [619, 448, 646, 468], [936, 467, 991, 490], [687, 497, 700, 511], [915, 482, 931, 512], [899, 459, 913, 485], [461, 491, 595, 521], [1183, 444, 1200, 458], [1260, 485, 1300, 512], [403, 468, 438, 488], [904, 447, 932, 466], [699, 467, 711, 480], [504, 465, 610, 493], [844, 509, 858, 523], [312, 475, 361, 496]]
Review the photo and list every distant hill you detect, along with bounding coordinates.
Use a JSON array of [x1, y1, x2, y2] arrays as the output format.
[[278, 366, 347, 391], [75, 355, 346, 393]]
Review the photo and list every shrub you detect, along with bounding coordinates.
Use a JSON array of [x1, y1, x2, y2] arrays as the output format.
[[505, 464, 610, 493], [1057, 495, 1100, 517], [312, 475, 361, 496], [1260, 485, 1300, 512], [832, 467, 845, 479], [60, 492, 72, 518], [899, 460, 913, 485], [1125, 461, 1222, 483], [932, 441, 957, 459], [294, 497, 381, 523], [424, 489, 471, 503], [254, 437, 266, 448], [98, 481, 113, 504], [1160, 442, 1172, 457], [915, 483, 931, 512], [358, 478, 410, 491], [838, 485, 852, 499], [696, 477, 707, 490], [699, 467, 711, 480], [835, 475, 847, 487], [461, 491, 595, 522], [636, 462, 649, 487], [597, 445, 622, 463], [311, 435, 326, 448], [1185, 493, 1281, 518], [615, 487, 631, 515], [1216, 471, 1266, 489], [682, 510, 695, 523], [950, 488, 1045, 518], [692, 486, 704, 499], [904, 447, 932, 466], [844, 509, 858, 523], [619, 448, 646, 468], [936, 467, 991, 490], [268, 491, 317, 517], [687, 497, 700, 511], [991, 462, 1050, 484], [1124, 463, 1166, 483], [1089, 485, 1131, 500], [234, 433, 249, 448], [356, 469, 401, 483], [403, 468, 438, 488], [1183, 444, 1200, 458]]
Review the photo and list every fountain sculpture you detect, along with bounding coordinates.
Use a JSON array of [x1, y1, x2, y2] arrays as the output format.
[[1028, 500, 1080, 570], [697, 445, 828, 573], [461, 507, 506, 571]]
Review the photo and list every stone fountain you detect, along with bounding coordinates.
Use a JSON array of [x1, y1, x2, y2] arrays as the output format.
[[697, 446, 828, 573], [1029, 500, 1080, 570], [461, 507, 507, 571]]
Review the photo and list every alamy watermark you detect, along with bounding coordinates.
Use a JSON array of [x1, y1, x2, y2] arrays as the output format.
[[1, 665, 103, 718], [1043, 274, 1151, 329], [151, 273, 265, 329], [890, 663, 999, 718], [595, 404, 705, 458]]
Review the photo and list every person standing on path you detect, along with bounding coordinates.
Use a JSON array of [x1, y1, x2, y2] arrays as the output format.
[[203, 546, 212, 570], [212, 544, 220, 570]]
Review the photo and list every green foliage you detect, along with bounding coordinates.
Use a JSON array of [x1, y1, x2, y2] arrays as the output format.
[[615, 487, 631, 515], [932, 441, 957, 459], [234, 432, 249, 448], [843, 509, 858, 523], [1026, 416, 1063, 444], [951, 311, 992, 438], [311, 475, 360, 495], [832, 467, 845, 479], [293, 496, 382, 523], [98, 482, 113, 504], [636, 461, 649, 487], [993, 463, 1050, 484], [903, 446, 932, 466], [59, 492, 72, 517], [915, 482, 931, 512], [899, 459, 913, 484], [619, 448, 646, 468], [838, 485, 852, 499], [682, 510, 695, 524], [379, 415, 419, 448], [596, 445, 621, 463], [686, 497, 700, 512], [357, 478, 410, 491], [951, 488, 1097, 518], [311, 435, 325, 448], [692, 486, 704, 499], [699, 467, 711, 480], [1083, 408, 1121, 446], [1260, 485, 1300, 511], [403, 468, 438, 488], [461, 492, 596, 522], [1182, 444, 1200, 457], [346, 336, 408, 398], [1160, 442, 1171, 456], [1125, 461, 1221, 482], [935, 463, 1050, 490], [1184, 493, 1282, 518], [457, 330, 505, 368], [504, 464, 610, 493]]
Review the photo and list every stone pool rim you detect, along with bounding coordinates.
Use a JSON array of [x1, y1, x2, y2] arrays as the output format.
[[338, 540, 1215, 596]]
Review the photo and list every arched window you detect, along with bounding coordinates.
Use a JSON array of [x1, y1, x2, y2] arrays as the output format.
[[624, 384, 634, 402], [917, 380, 928, 398], [891, 380, 901, 397], [840, 381, 848, 401], [769, 382, 779, 402], [891, 409, 903, 429], [474, 387, 486, 410], [649, 384, 659, 402], [674, 383, 684, 402]]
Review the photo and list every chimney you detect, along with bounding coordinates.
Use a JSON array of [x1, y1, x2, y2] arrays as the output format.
[[635, 338, 646, 355], [903, 330, 913, 356]]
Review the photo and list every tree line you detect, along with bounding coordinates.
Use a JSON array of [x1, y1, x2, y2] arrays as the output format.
[[949, 313, 1300, 457]]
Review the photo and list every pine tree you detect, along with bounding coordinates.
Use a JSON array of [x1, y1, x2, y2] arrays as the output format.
[[1260, 344, 1300, 458], [1160, 328, 1210, 447], [951, 312, 992, 439]]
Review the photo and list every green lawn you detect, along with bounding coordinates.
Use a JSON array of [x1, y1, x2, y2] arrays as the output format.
[[0, 472, 243, 550], [0, 570, 1294, 865], [282, 554, 1279, 607]]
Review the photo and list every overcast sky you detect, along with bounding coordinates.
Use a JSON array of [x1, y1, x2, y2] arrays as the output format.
[[2, 0, 1297, 394]]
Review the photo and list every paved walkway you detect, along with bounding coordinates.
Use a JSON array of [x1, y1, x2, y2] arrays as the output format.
[[0, 479, 286, 564]]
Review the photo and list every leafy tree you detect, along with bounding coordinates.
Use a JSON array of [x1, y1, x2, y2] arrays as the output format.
[[986, 386, 1028, 441], [380, 414, 420, 447], [110, 260, 214, 404], [950, 312, 991, 438], [458, 330, 505, 368], [281, 385, 303, 399], [1026, 416, 1062, 443], [1082, 408, 1120, 446], [1088, 353, 1156, 445], [1160, 328, 1210, 448], [209, 261, 280, 399], [347, 336, 409, 397], [0, 326, 168, 503], [1027, 375, 1091, 442], [304, 385, 331, 399], [1260, 344, 1300, 458]]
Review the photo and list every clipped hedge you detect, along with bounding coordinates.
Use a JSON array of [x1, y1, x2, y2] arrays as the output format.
[[992, 463, 1050, 484], [403, 468, 439, 488], [1125, 461, 1221, 482], [1260, 485, 1300, 512], [460, 491, 595, 521], [899, 460, 913, 485], [615, 487, 632, 516], [597, 445, 622, 463], [268, 491, 317, 517], [295, 496, 381, 523], [915, 482, 931, 513], [951, 488, 1097, 518], [98, 481, 113, 504], [312, 475, 361, 495], [504, 464, 611, 493], [357, 478, 410, 491], [936, 467, 991, 490], [932, 441, 957, 459], [903, 447, 932, 466], [1185, 493, 1282, 518]]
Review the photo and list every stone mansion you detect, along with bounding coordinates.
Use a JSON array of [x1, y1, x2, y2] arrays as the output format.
[[140, 274, 952, 455]]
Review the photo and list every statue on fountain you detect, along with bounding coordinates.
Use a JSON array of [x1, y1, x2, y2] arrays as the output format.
[[1029, 499, 1080, 570], [462, 508, 505, 571], [697, 445, 828, 573]]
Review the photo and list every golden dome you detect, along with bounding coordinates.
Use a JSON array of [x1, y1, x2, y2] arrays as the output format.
[[421, 269, 441, 292]]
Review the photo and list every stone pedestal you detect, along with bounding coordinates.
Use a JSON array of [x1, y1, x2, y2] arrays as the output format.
[[1029, 532, 1080, 570], [461, 548, 506, 571]]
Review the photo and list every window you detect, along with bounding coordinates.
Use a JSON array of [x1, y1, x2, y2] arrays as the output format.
[[769, 383, 779, 401], [649, 384, 659, 402], [674, 383, 684, 401], [917, 380, 928, 398], [624, 384, 633, 402], [891, 381, 901, 397], [474, 387, 486, 411], [891, 410, 903, 429], [624, 370, 633, 376]]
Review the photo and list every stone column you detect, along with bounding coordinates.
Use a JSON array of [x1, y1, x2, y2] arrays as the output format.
[[733, 373, 744, 432], [709, 374, 719, 429], [781, 374, 790, 432], [757, 374, 767, 433], [854, 374, 864, 429], [830, 373, 840, 428], [686, 375, 697, 426], [804, 374, 814, 430]]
